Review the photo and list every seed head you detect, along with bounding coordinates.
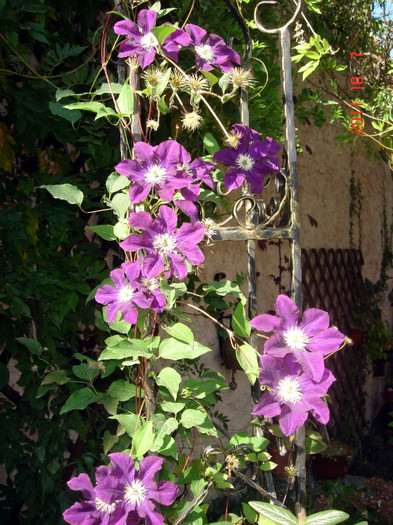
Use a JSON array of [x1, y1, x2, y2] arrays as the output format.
[[170, 70, 186, 90], [147, 119, 159, 131], [224, 131, 243, 150], [181, 110, 203, 131], [228, 67, 255, 89], [186, 74, 209, 94], [142, 67, 164, 87]]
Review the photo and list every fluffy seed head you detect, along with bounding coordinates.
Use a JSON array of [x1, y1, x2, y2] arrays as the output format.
[[228, 67, 255, 89], [170, 70, 186, 90], [224, 131, 243, 150], [186, 74, 209, 94], [181, 110, 203, 131], [142, 67, 164, 87], [146, 119, 159, 130]]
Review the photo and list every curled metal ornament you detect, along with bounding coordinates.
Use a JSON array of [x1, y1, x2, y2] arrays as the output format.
[[254, 0, 302, 34]]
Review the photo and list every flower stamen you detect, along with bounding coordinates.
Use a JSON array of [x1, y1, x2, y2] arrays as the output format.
[[124, 479, 147, 507], [283, 326, 309, 352], [118, 286, 134, 303], [153, 233, 177, 255], [277, 376, 303, 404], [235, 153, 255, 172]]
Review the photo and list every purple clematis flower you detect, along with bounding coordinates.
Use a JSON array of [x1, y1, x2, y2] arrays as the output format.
[[116, 141, 194, 204], [95, 454, 178, 525], [125, 260, 167, 313], [114, 10, 191, 69], [252, 354, 335, 436], [63, 470, 128, 525], [250, 294, 345, 382], [213, 124, 281, 194], [173, 157, 215, 220], [184, 23, 240, 72], [95, 263, 151, 324], [120, 205, 206, 280]]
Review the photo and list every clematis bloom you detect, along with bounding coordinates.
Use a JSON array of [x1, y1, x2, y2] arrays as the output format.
[[96, 454, 178, 525], [185, 23, 240, 72], [213, 124, 281, 194], [250, 294, 345, 382], [114, 10, 191, 69], [120, 205, 206, 280], [95, 263, 151, 324], [252, 354, 335, 436]]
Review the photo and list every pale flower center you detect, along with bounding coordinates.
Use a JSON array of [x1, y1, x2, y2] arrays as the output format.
[[283, 326, 309, 352], [118, 286, 134, 303], [142, 276, 160, 292], [153, 233, 177, 255], [195, 44, 215, 61], [144, 165, 167, 184], [235, 153, 255, 172], [140, 32, 159, 50], [95, 497, 117, 514], [277, 376, 303, 404], [124, 479, 147, 507]]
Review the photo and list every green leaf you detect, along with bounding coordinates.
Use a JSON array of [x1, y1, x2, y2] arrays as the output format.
[[87, 225, 117, 241], [40, 184, 84, 207], [151, 24, 177, 45], [107, 379, 135, 402], [110, 414, 142, 436], [94, 82, 123, 95], [41, 370, 70, 385], [99, 339, 152, 360], [162, 281, 187, 309], [202, 280, 246, 302], [235, 343, 259, 384], [230, 432, 269, 451], [203, 132, 220, 155], [133, 420, 154, 458], [103, 431, 119, 454], [164, 322, 194, 344], [64, 101, 105, 113], [49, 101, 81, 124], [152, 417, 179, 449], [60, 388, 98, 414], [157, 367, 182, 400], [117, 83, 134, 115], [160, 401, 186, 414], [248, 502, 297, 525], [16, 337, 43, 355], [242, 503, 258, 524], [181, 408, 218, 436], [106, 172, 130, 194], [111, 192, 130, 218], [201, 70, 218, 88], [55, 88, 75, 101], [304, 510, 350, 524], [159, 338, 211, 360], [231, 302, 251, 337]]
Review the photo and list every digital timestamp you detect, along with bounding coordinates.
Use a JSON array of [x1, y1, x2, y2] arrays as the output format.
[[350, 52, 364, 134]]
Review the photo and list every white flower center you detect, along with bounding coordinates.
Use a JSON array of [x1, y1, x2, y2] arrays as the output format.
[[118, 286, 134, 303], [140, 32, 159, 50], [195, 44, 215, 61], [277, 376, 303, 404], [283, 326, 309, 352], [235, 153, 255, 172], [95, 497, 117, 514], [144, 165, 167, 184], [153, 233, 177, 255], [142, 276, 160, 292], [124, 479, 147, 507]]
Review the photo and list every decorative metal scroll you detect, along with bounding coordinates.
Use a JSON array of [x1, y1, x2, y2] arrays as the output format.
[[209, 0, 305, 512]]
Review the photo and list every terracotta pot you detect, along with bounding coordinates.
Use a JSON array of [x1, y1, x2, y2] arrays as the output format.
[[268, 444, 292, 479], [312, 453, 349, 479]]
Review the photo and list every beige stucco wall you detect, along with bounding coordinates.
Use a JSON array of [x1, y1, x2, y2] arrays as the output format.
[[196, 116, 393, 434]]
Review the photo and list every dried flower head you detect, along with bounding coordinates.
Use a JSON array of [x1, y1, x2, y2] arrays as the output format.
[[170, 70, 186, 90], [181, 110, 203, 131], [142, 67, 164, 87], [202, 218, 217, 242], [225, 454, 240, 472], [186, 73, 209, 94], [228, 67, 255, 89], [146, 119, 159, 130], [224, 130, 243, 150]]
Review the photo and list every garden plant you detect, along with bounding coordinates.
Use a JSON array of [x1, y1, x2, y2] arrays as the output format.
[[1, 0, 391, 524]]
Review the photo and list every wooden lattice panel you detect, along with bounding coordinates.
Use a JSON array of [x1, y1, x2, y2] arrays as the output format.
[[302, 249, 366, 441]]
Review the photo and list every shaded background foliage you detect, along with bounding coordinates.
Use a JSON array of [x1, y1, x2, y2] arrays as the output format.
[[0, 0, 391, 523]]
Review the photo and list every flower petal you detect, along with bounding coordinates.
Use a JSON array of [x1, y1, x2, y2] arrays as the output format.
[[307, 327, 345, 355], [279, 405, 308, 436], [148, 480, 178, 506], [274, 295, 300, 328], [157, 205, 178, 234], [137, 9, 157, 34], [250, 313, 281, 332], [294, 349, 326, 382], [300, 308, 330, 336], [67, 473, 95, 499], [252, 392, 281, 417]]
